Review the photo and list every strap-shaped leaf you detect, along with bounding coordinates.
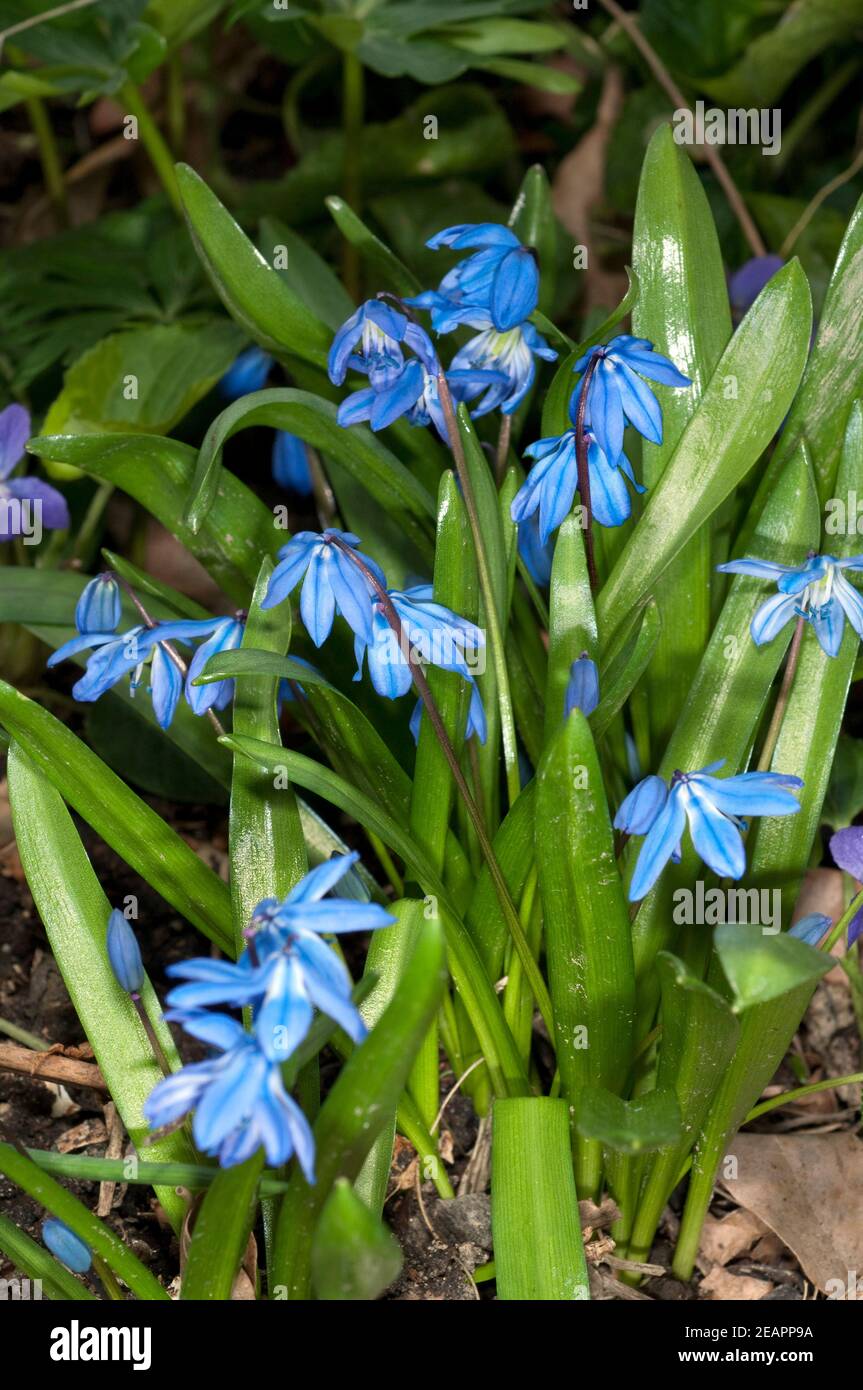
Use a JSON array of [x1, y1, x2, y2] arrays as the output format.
[[176, 162, 331, 366], [598, 259, 812, 647], [0, 682, 233, 953], [6, 746, 194, 1231]]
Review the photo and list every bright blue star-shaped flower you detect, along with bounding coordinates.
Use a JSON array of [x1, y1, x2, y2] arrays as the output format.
[[570, 334, 691, 465], [716, 552, 863, 657], [511, 422, 644, 544], [353, 584, 485, 701], [616, 761, 804, 902], [262, 528, 384, 647], [409, 222, 540, 333]]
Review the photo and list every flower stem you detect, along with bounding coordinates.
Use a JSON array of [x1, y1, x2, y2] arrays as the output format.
[[436, 373, 522, 809], [823, 886, 863, 954], [118, 80, 182, 215], [756, 615, 805, 772], [332, 538, 556, 1042], [573, 355, 599, 591], [130, 993, 172, 1079], [25, 96, 67, 227], [495, 412, 512, 486]]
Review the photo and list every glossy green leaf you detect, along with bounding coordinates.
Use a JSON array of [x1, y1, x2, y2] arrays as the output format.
[[6, 746, 193, 1231], [0, 1144, 170, 1300], [575, 1086, 681, 1155], [492, 1097, 589, 1301], [631, 124, 732, 754], [544, 514, 596, 739], [311, 1178, 402, 1301], [0, 682, 233, 953], [598, 260, 812, 648], [272, 918, 446, 1298], [509, 163, 559, 315], [591, 597, 661, 740], [260, 216, 355, 331], [181, 1156, 263, 1301], [175, 163, 331, 366], [325, 196, 422, 297], [24, 1149, 292, 1197], [27, 432, 280, 603], [715, 924, 832, 1012], [184, 388, 434, 541]]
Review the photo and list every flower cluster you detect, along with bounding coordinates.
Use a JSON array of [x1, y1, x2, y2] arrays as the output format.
[[263, 528, 487, 740], [48, 573, 244, 729], [144, 854, 393, 1174], [616, 761, 804, 902]]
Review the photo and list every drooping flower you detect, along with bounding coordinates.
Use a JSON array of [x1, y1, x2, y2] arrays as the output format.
[[219, 346, 273, 400], [48, 611, 244, 729], [511, 423, 644, 542], [409, 223, 540, 332], [352, 584, 485, 701], [185, 616, 245, 716], [328, 299, 420, 389], [42, 1219, 92, 1274], [144, 1011, 316, 1178], [106, 908, 144, 994], [262, 529, 384, 647], [788, 913, 832, 946], [163, 855, 393, 1060], [716, 552, 863, 658], [516, 510, 554, 586], [616, 761, 804, 902], [565, 654, 599, 717], [0, 403, 68, 543], [272, 431, 313, 494], [448, 318, 557, 415], [569, 335, 691, 466]]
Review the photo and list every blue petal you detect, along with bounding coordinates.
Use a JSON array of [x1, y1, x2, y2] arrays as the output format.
[[683, 782, 746, 879], [272, 432, 313, 493], [0, 402, 30, 481], [42, 1219, 92, 1274], [615, 361, 663, 444], [75, 574, 121, 636], [750, 592, 798, 645], [587, 437, 632, 528], [300, 550, 336, 647], [255, 955, 314, 1062], [150, 644, 183, 728], [261, 534, 319, 610], [833, 570, 863, 640], [106, 909, 144, 993], [692, 772, 803, 818], [586, 362, 625, 463], [811, 596, 845, 656], [628, 786, 687, 900], [788, 913, 831, 945], [565, 655, 600, 717], [615, 774, 668, 835], [716, 557, 799, 580], [490, 247, 539, 331]]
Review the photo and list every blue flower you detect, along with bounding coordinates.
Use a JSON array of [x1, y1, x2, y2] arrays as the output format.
[[106, 908, 144, 994], [565, 654, 599, 717], [716, 552, 863, 658], [48, 616, 243, 729], [0, 403, 68, 541], [262, 529, 384, 647], [42, 1219, 92, 1274], [788, 913, 831, 946], [219, 346, 273, 400], [75, 573, 122, 635], [449, 318, 557, 415], [185, 616, 245, 716], [328, 299, 420, 389], [409, 222, 540, 332], [616, 761, 804, 902], [516, 510, 554, 586], [829, 827, 863, 945], [511, 423, 643, 543], [335, 316, 458, 433], [164, 855, 394, 1059], [353, 584, 485, 701], [272, 431, 313, 494], [569, 335, 691, 466], [143, 1011, 316, 1177]]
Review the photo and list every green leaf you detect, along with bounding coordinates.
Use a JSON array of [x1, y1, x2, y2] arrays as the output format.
[[28, 432, 280, 602], [222, 734, 529, 1100], [184, 388, 435, 541], [536, 711, 635, 1195], [574, 1086, 682, 1155], [475, 56, 581, 93], [176, 163, 332, 366], [598, 260, 812, 647], [822, 733, 863, 830], [260, 215, 355, 331], [491, 1097, 589, 1300], [591, 597, 661, 740], [544, 514, 596, 739], [311, 1178, 402, 1300], [0, 1143, 170, 1300], [325, 196, 422, 297], [5, 746, 194, 1231], [23, 1149, 292, 1197], [181, 1156, 263, 1301], [715, 924, 832, 1012], [702, 0, 863, 107], [631, 124, 732, 754], [0, 682, 233, 953], [509, 164, 559, 315], [272, 917, 446, 1298]]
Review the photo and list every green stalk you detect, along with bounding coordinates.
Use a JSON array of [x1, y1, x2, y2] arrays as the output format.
[[119, 81, 183, 214], [25, 96, 67, 226]]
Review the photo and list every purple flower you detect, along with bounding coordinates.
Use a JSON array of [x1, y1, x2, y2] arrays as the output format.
[[0, 404, 68, 543], [830, 826, 863, 944]]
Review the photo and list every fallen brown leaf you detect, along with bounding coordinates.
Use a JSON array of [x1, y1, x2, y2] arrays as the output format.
[[699, 1266, 773, 1301], [699, 1208, 769, 1267], [719, 1132, 863, 1295]]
